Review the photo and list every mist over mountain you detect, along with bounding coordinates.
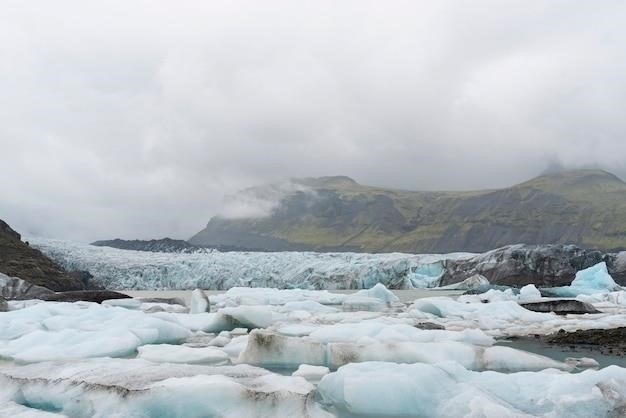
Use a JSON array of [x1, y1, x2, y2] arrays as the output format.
[[190, 169, 626, 253]]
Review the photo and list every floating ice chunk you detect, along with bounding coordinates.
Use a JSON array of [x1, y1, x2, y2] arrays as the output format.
[[353, 283, 399, 303], [317, 361, 626, 417], [238, 330, 326, 368], [140, 301, 188, 313], [317, 361, 458, 417], [239, 330, 544, 371], [551, 262, 621, 297], [155, 305, 276, 333], [341, 296, 387, 312], [341, 283, 399, 311], [565, 357, 600, 369], [221, 335, 249, 358], [208, 335, 231, 347], [281, 300, 339, 313], [137, 344, 229, 365], [277, 324, 318, 337], [411, 298, 550, 323], [0, 359, 329, 418], [221, 305, 275, 328], [212, 287, 347, 307], [571, 262, 619, 291], [190, 289, 210, 313], [518, 284, 542, 303], [481, 346, 570, 372], [0, 302, 190, 363], [292, 364, 330, 384], [102, 298, 142, 309], [308, 321, 493, 346]]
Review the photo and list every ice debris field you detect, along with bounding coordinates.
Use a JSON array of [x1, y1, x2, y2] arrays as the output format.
[[2, 261, 626, 417]]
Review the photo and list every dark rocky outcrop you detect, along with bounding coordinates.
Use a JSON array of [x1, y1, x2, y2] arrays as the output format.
[[543, 327, 626, 356], [414, 322, 445, 330], [0, 296, 7, 312], [440, 244, 625, 287], [0, 219, 84, 291], [520, 300, 601, 315], [91, 238, 206, 253], [42, 290, 130, 304]]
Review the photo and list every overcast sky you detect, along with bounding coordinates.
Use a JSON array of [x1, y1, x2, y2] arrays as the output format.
[[1, 1, 625, 241]]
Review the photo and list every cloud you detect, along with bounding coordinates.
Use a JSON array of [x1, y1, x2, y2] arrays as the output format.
[[218, 181, 315, 219], [1, 1, 625, 240]]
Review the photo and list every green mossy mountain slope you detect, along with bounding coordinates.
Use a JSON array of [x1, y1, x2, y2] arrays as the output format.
[[189, 170, 626, 253]]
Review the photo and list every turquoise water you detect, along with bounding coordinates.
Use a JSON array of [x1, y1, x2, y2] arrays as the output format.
[[497, 338, 626, 369]]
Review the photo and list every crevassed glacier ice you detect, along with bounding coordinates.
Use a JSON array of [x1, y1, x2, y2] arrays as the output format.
[[29, 237, 473, 290]]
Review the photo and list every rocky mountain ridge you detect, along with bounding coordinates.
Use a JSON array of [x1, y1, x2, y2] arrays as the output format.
[[0, 219, 84, 291], [91, 238, 207, 253], [190, 169, 626, 253]]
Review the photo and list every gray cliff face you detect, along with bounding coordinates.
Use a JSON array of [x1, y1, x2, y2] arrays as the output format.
[[440, 244, 626, 287]]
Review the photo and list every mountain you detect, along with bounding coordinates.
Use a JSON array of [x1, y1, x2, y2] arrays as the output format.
[[189, 170, 626, 253], [0, 219, 84, 291], [91, 238, 206, 253]]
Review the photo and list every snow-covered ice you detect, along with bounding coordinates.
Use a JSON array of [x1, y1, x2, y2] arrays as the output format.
[[137, 344, 229, 364], [0, 302, 189, 363], [292, 364, 330, 384], [0, 359, 328, 418]]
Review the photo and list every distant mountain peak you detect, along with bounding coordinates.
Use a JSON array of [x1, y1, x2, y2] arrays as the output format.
[[540, 168, 622, 180], [294, 175, 359, 188], [519, 168, 626, 190]]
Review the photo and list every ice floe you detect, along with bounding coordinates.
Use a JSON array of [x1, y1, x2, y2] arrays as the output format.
[[317, 361, 626, 417]]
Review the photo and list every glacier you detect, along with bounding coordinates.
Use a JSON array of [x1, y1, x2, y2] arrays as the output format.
[[29, 237, 472, 290]]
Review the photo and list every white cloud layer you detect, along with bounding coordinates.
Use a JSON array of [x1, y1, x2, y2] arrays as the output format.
[[1, 1, 625, 240]]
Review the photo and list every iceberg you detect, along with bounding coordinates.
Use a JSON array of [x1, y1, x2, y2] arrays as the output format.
[[0, 302, 190, 363], [238, 329, 562, 371], [0, 359, 330, 418], [550, 262, 621, 297], [317, 361, 626, 417]]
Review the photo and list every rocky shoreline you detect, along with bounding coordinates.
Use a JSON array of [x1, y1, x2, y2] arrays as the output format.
[[542, 327, 626, 357]]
